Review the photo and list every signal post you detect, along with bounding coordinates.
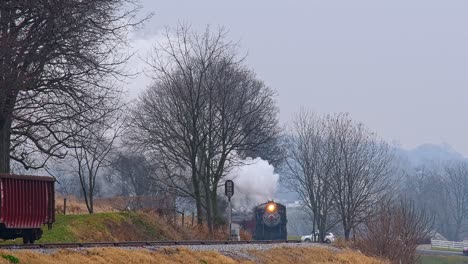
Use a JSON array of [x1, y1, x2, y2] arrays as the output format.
[[225, 180, 234, 240]]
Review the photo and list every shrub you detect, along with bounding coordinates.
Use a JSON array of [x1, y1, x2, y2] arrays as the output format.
[[355, 199, 432, 264]]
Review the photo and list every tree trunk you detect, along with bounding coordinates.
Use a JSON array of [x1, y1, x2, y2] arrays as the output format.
[[344, 226, 351, 240], [89, 190, 94, 214], [89, 172, 95, 214], [81, 175, 94, 214], [0, 118, 11, 173], [210, 187, 220, 228], [192, 167, 203, 225], [318, 215, 325, 242], [453, 223, 461, 241], [312, 210, 317, 240], [205, 202, 213, 235], [83, 190, 93, 214], [203, 179, 214, 235]]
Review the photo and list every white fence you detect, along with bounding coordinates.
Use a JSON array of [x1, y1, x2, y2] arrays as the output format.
[[431, 240, 468, 250]]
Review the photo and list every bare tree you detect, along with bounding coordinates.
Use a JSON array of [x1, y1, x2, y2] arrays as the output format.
[[403, 166, 440, 222], [241, 130, 284, 169], [0, 0, 147, 173], [283, 111, 336, 241], [52, 167, 82, 197], [129, 25, 280, 232], [326, 113, 395, 240], [197, 58, 279, 231], [442, 161, 468, 240], [129, 25, 227, 225], [69, 114, 123, 213], [404, 162, 468, 241], [358, 199, 433, 264], [110, 151, 154, 198]]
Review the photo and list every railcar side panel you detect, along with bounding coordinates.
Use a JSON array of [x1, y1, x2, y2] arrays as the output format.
[[0, 174, 55, 229]]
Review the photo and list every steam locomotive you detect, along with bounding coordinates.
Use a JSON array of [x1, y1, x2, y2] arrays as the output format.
[[232, 201, 287, 240], [254, 201, 287, 240]]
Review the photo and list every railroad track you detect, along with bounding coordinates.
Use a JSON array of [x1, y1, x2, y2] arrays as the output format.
[[0, 240, 303, 250]]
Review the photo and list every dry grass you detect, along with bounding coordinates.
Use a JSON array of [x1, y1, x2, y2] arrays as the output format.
[[0, 248, 250, 264], [51, 196, 234, 242], [252, 247, 388, 264], [44, 210, 238, 243], [55, 195, 175, 215], [53, 196, 252, 241], [0, 246, 387, 264], [55, 196, 120, 215], [333, 237, 355, 249]]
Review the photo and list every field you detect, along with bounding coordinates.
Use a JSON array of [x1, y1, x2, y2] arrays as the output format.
[[418, 255, 468, 264], [431, 247, 463, 252]]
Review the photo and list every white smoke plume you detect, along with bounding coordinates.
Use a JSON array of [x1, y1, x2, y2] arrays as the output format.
[[224, 157, 279, 211]]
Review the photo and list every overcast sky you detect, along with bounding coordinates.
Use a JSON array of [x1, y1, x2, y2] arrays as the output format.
[[126, 0, 468, 156]]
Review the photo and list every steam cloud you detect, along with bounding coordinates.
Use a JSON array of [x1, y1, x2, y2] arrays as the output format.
[[224, 157, 279, 211]]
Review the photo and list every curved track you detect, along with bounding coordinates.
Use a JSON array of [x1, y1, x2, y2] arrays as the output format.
[[0, 240, 303, 250]]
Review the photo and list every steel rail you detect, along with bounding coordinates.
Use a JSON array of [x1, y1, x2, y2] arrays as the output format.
[[0, 240, 303, 250]]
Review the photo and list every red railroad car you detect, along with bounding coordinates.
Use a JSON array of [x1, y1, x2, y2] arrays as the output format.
[[0, 174, 55, 244]]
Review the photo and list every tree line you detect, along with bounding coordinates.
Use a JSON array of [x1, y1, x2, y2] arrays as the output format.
[[403, 161, 468, 241]]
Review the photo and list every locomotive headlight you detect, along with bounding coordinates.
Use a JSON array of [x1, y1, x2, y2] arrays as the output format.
[[267, 203, 276, 212]]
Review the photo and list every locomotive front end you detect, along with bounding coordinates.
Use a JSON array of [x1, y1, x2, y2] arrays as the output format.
[[254, 201, 287, 240], [263, 202, 281, 227]]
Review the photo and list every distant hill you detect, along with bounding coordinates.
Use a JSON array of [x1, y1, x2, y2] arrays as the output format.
[[395, 143, 465, 167]]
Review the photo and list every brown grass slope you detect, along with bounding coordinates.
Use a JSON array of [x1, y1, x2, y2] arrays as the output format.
[[49, 196, 251, 243], [1, 211, 239, 245], [0, 247, 387, 264]]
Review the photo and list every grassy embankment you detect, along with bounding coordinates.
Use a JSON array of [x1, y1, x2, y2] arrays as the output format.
[[0, 246, 387, 264], [0, 211, 390, 263], [40, 212, 164, 243], [2, 211, 230, 245]]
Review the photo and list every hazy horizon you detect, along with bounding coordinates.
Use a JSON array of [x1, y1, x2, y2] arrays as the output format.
[[125, 0, 468, 156]]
